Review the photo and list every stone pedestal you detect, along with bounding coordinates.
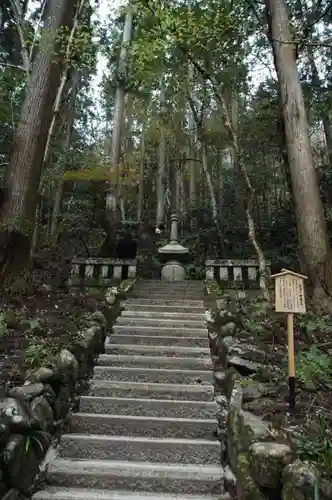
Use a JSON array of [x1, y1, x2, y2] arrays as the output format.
[[161, 260, 186, 281], [158, 214, 189, 282]]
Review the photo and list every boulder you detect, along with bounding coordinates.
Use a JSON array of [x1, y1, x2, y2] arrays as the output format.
[[282, 460, 319, 500], [90, 311, 107, 330], [55, 349, 78, 383], [227, 355, 263, 376], [8, 383, 44, 401], [239, 410, 272, 452], [236, 453, 266, 500], [249, 441, 293, 488], [26, 367, 56, 385], [29, 395, 54, 431], [1, 398, 32, 432], [220, 322, 237, 336], [241, 379, 266, 402], [105, 287, 118, 305], [2, 434, 40, 492]]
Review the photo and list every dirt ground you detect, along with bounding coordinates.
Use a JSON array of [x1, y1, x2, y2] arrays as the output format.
[[0, 231, 104, 398]]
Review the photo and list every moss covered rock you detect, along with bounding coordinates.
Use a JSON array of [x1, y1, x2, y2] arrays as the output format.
[[236, 452, 266, 500], [249, 441, 293, 488]]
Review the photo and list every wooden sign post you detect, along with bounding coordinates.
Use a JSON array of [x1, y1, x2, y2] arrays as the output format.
[[271, 269, 307, 412]]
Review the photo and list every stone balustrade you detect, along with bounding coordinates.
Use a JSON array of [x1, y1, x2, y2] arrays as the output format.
[[69, 258, 137, 286], [205, 259, 271, 288]]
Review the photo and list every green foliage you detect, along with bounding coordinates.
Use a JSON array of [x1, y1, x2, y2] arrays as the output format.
[[185, 263, 205, 279], [297, 313, 332, 338], [205, 279, 223, 297], [24, 339, 59, 369], [118, 278, 136, 292], [243, 316, 266, 334], [24, 430, 52, 456], [297, 412, 332, 471], [296, 346, 332, 391]]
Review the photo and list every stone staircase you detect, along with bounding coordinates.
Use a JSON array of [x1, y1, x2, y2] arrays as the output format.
[[33, 281, 226, 500]]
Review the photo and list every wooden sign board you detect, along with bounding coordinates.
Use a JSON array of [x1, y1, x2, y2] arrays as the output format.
[[271, 269, 307, 314]]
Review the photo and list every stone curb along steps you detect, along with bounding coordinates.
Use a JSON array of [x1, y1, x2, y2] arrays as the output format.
[[0, 303, 114, 499], [33, 280, 229, 500]]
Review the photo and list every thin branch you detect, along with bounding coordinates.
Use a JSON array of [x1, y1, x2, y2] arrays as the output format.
[[8, 0, 30, 73], [0, 61, 26, 71], [302, 0, 332, 40], [28, 0, 48, 64], [272, 37, 332, 48]]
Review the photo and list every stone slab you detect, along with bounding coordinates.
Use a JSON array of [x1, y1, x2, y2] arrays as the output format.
[[108, 335, 208, 348], [97, 354, 212, 371], [116, 318, 206, 328], [104, 343, 210, 358], [46, 459, 224, 495], [129, 293, 204, 300], [79, 396, 218, 419], [69, 413, 216, 440], [33, 486, 224, 500], [122, 305, 205, 313], [124, 299, 204, 307], [88, 381, 214, 401], [59, 434, 220, 464], [122, 311, 205, 320], [112, 326, 208, 337], [92, 366, 213, 385]]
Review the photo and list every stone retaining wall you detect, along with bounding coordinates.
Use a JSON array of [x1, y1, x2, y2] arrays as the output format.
[[0, 281, 135, 500], [205, 284, 332, 500]]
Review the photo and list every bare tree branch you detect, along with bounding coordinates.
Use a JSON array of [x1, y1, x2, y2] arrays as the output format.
[[8, 0, 30, 73]]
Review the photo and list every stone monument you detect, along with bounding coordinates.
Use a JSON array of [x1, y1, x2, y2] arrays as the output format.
[[158, 213, 189, 281]]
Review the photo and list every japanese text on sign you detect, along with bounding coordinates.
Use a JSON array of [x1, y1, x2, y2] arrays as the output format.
[[274, 274, 306, 313]]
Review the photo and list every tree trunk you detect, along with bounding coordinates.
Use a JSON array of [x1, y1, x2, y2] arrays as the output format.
[[306, 45, 332, 165], [188, 60, 196, 212], [107, 5, 133, 216], [156, 88, 167, 228], [120, 92, 134, 221], [188, 95, 225, 255], [0, 0, 77, 281], [137, 128, 145, 223], [187, 0, 196, 228], [50, 78, 79, 244], [31, 0, 84, 255], [265, 0, 332, 307]]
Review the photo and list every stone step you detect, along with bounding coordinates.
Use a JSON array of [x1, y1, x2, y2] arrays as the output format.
[[116, 317, 206, 328], [130, 294, 204, 300], [112, 325, 208, 337], [60, 434, 220, 464], [132, 284, 203, 289], [124, 299, 204, 307], [135, 281, 205, 291], [70, 413, 216, 439], [88, 381, 214, 401], [97, 355, 212, 371], [105, 343, 210, 358], [92, 366, 213, 385], [46, 459, 223, 495], [79, 396, 217, 419], [123, 304, 205, 314], [135, 280, 203, 286], [137, 280, 203, 284], [33, 487, 223, 500], [121, 311, 205, 320], [108, 335, 208, 348], [133, 288, 204, 294]]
